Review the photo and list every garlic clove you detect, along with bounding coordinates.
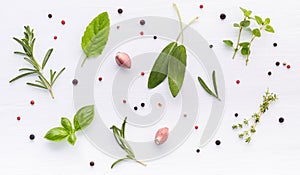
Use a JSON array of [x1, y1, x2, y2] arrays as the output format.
[[154, 127, 169, 145], [115, 52, 131, 68]]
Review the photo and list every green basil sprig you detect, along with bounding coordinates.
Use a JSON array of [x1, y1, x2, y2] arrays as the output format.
[[81, 12, 110, 67], [198, 70, 221, 101], [44, 105, 94, 146], [148, 4, 198, 97]]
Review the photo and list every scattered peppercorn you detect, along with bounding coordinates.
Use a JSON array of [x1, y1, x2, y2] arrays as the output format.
[[140, 31, 144, 36], [283, 62, 287, 66], [236, 80, 240, 84], [209, 44, 213, 48], [98, 77, 103, 81], [141, 72, 145, 76], [29, 134, 35, 140], [30, 100, 35, 105], [90, 161, 95, 167], [61, 20, 66, 25], [54, 36, 58, 40], [141, 103, 145, 107], [134, 106, 138, 111], [140, 19, 146, 25], [234, 113, 239, 117], [287, 65, 291, 69], [196, 149, 200, 153], [17, 116, 21, 121], [215, 140, 221, 145], [123, 99, 127, 104], [153, 36, 157, 40], [275, 62, 280, 66], [195, 126, 198, 129], [183, 114, 187, 117], [117, 8, 123, 14], [279, 117, 284, 123], [158, 102, 163, 107], [273, 43, 277, 47], [48, 14, 52, 19], [268, 71, 272, 76], [199, 5, 204, 9], [72, 79, 78, 85], [220, 13, 226, 20]]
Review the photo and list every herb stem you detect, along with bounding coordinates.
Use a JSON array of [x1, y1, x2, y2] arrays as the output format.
[[175, 16, 199, 42], [232, 17, 246, 59], [173, 3, 184, 43], [81, 56, 88, 67]]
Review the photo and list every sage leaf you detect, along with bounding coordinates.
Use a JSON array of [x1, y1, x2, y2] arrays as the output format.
[[255, 16, 263, 25], [67, 133, 77, 146], [223, 40, 233, 47], [265, 25, 275, 33], [61, 117, 73, 133], [252, 28, 261, 37], [168, 45, 187, 97], [73, 105, 94, 131], [148, 42, 177, 89], [81, 12, 110, 66], [44, 127, 69, 142]]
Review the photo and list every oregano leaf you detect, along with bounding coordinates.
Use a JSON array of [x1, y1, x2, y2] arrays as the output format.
[[223, 40, 233, 47]]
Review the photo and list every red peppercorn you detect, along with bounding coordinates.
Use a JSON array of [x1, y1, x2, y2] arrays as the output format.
[[236, 80, 240, 84], [199, 5, 204, 9], [122, 99, 127, 104], [141, 72, 145, 76], [30, 100, 35, 105], [17, 116, 21, 121], [54, 36, 58, 40], [61, 20, 66, 25], [98, 77, 103, 81], [140, 31, 144, 36], [195, 126, 198, 129], [287, 65, 291, 69]]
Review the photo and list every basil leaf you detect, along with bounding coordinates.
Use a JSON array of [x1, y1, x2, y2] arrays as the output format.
[[168, 45, 187, 97], [44, 127, 69, 142], [61, 117, 73, 133], [73, 105, 94, 131], [81, 12, 110, 66], [67, 133, 77, 146], [148, 42, 177, 89]]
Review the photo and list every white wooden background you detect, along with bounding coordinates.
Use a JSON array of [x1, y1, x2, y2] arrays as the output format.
[[0, 0, 299, 175]]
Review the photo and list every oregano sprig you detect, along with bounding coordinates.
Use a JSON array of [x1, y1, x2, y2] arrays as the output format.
[[10, 26, 65, 99], [110, 117, 146, 169], [232, 89, 278, 143], [44, 105, 94, 146], [223, 7, 275, 65]]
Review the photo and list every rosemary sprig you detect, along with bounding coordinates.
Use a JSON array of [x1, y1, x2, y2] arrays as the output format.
[[197, 70, 221, 101], [232, 89, 278, 143], [10, 26, 65, 99], [110, 117, 146, 169]]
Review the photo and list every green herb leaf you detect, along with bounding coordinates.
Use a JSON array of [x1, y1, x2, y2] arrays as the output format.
[[42, 48, 53, 69], [233, 23, 240, 28], [197, 75, 219, 100], [168, 45, 187, 97], [61, 117, 73, 133], [111, 158, 130, 169], [212, 71, 219, 97], [240, 7, 252, 17], [254, 16, 263, 25], [223, 40, 233, 47], [265, 25, 275, 33], [9, 72, 36, 83], [239, 42, 250, 47], [148, 42, 177, 89], [252, 28, 261, 37], [240, 20, 250, 28], [67, 133, 77, 146], [44, 127, 69, 142], [81, 12, 110, 66], [241, 47, 250, 55], [264, 18, 270, 25], [73, 105, 94, 131]]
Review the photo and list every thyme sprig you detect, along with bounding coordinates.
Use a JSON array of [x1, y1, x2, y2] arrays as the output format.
[[10, 26, 65, 99], [110, 117, 146, 169], [232, 89, 278, 143]]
